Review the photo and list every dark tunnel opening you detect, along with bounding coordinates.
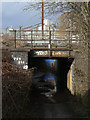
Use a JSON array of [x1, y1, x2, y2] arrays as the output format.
[[28, 52, 74, 94]]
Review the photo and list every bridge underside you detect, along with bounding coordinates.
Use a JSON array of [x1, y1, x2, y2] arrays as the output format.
[[28, 56, 74, 92], [10, 48, 74, 93], [10, 48, 88, 96]]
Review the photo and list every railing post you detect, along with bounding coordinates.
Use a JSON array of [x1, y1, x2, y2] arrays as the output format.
[[19, 26, 22, 40], [69, 31, 71, 56], [31, 30, 33, 48], [14, 30, 16, 48], [49, 31, 52, 56]]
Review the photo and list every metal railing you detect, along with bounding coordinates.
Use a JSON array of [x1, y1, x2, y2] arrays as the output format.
[[10, 29, 81, 49]]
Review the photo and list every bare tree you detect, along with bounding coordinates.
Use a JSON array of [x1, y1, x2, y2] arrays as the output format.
[[24, 2, 90, 45]]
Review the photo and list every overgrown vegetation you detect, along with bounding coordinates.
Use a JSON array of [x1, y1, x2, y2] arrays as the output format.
[[2, 50, 34, 118]]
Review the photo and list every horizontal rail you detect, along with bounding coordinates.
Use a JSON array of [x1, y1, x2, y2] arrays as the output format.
[[11, 29, 79, 32], [30, 48, 73, 51], [13, 39, 80, 41], [9, 29, 81, 49]]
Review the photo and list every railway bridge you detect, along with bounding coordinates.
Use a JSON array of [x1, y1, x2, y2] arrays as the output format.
[[7, 28, 89, 97]]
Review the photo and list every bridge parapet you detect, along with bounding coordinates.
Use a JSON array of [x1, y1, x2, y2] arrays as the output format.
[[10, 47, 74, 58], [9, 30, 81, 50]]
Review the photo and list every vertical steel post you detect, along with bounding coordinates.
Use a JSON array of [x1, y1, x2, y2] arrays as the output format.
[[42, 0, 44, 39], [19, 26, 22, 40], [31, 30, 33, 48], [14, 30, 16, 48], [49, 31, 52, 56], [49, 31, 51, 47], [69, 31, 71, 56]]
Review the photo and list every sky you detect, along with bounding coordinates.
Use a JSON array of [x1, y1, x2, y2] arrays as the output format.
[[1, 2, 60, 32]]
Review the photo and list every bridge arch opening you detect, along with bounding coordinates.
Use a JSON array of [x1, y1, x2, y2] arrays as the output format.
[[28, 53, 74, 94]]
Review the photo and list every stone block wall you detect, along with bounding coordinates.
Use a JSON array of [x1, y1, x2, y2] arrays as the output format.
[[67, 50, 89, 96], [73, 46, 89, 96]]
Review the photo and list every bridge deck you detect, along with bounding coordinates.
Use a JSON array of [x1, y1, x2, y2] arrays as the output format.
[[10, 30, 80, 57], [10, 47, 73, 52]]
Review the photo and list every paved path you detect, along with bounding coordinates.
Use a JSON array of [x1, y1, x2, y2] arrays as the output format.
[[23, 89, 82, 118]]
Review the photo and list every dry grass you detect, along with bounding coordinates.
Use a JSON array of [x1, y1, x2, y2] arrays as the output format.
[[2, 62, 33, 118], [2, 50, 34, 118]]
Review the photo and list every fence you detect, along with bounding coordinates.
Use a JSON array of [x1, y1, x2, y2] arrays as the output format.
[[9, 29, 81, 49]]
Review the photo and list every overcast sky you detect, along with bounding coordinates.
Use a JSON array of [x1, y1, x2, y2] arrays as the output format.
[[2, 2, 60, 31]]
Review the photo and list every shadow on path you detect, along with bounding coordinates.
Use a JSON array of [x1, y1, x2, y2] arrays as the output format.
[[22, 88, 88, 119]]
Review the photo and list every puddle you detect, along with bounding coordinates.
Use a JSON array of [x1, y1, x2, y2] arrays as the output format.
[[32, 59, 57, 98]]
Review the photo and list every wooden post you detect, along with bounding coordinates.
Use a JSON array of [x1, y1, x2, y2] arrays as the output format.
[[14, 30, 16, 48]]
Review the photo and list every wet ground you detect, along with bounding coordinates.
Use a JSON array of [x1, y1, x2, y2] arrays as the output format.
[[22, 88, 88, 119]]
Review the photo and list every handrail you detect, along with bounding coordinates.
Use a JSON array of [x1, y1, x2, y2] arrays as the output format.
[[9, 29, 81, 49]]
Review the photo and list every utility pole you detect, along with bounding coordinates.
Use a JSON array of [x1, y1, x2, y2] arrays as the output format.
[[42, 0, 44, 39]]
